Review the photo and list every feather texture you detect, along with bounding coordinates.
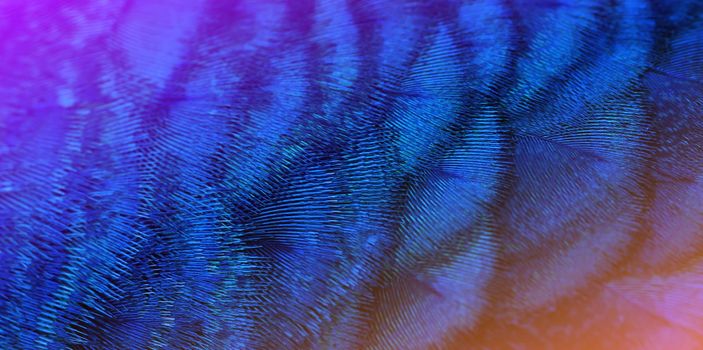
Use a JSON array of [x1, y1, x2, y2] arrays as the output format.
[[0, 0, 702, 349]]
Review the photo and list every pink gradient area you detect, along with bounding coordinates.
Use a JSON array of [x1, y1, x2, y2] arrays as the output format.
[[467, 260, 703, 349], [597, 263, 703, 350]]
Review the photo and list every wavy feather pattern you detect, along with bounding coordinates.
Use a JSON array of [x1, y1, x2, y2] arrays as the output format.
[[0, 0, 702, 349]]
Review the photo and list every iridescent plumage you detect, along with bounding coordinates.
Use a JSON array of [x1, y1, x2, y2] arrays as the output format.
[[0, 0, 702, 349]]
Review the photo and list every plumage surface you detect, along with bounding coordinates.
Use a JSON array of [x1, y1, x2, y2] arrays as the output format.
[[0, 0, 702, 349]]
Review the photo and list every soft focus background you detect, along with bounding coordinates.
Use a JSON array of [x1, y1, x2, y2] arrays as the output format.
[[0, 0, 701, 349]]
